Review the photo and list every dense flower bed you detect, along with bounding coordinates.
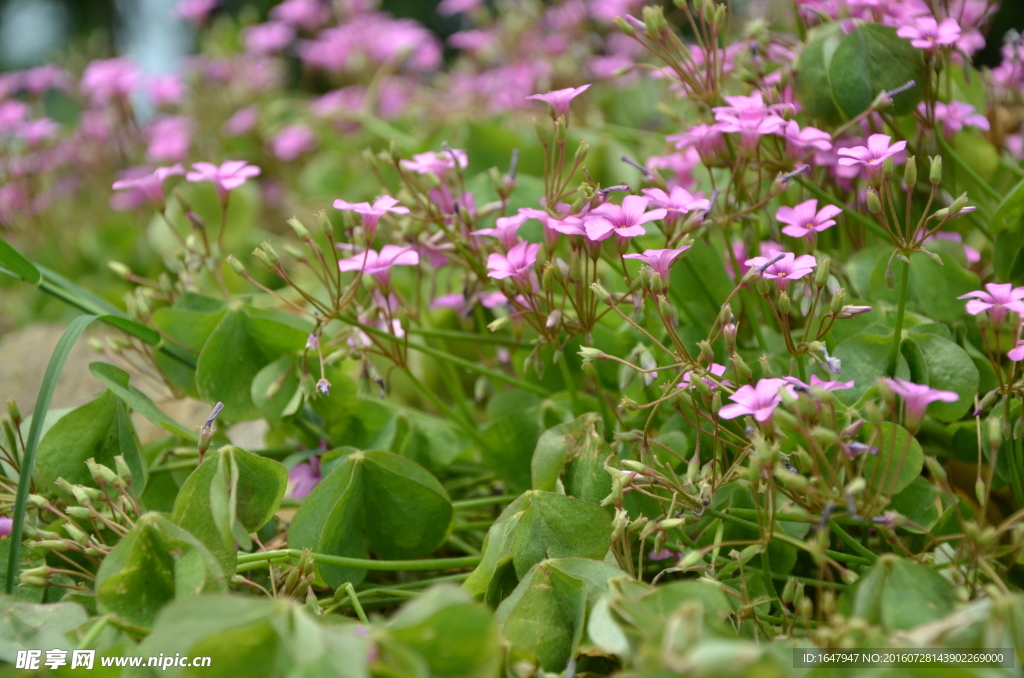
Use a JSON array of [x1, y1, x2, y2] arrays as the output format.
[[1, 0, 1024, 675]]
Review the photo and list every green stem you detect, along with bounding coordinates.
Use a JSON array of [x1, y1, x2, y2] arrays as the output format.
[[828, 520, 878, 563], [76, 615, 112, 650], [796, 353, 807, 383], [1003, 397, 1024, 510], [452, 495, 517, 510], [886, 257, 910, 377], [343, 582, 369, 624], [236, 550, 481, 572]]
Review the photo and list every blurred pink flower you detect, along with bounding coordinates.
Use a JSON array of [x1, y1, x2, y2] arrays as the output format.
[[289, 456, 321, 499], [487, 241, 540, 285], [223, 106, 257, 136], [641, 186, 710, 216], [776, 199, 842, 238], [80, 58, 139, 107], [19, 118, 59, 146], [584, 195, 666, 240], [885, 377, 958, 430], [897, 17, 961, 50], [680, 363, 731, 390], [713, 91, 786, 151], [926, 100, 990, 137], [401, 149, 468, 176], [719, 378, 795, 422], [0, 100, 30, 134], [958, 283, 1024, 321], [176, 0, 219, 23], [668, 123, 725, 162], [244, 22, 295, 54], [526, 84, 591, 118], [338, 245, 420, 284], [147, 116, 192, 162], [271, 124, 315, 161], [21, 64, 70, 94], [927, 231, 980, 264], [438, 0, 483, 15], [780, 120, 832, 155], [112, 164, 185, 209], [645, 148, 700, 189], [785, 375, 854, 391], [0, 516, 12, 538], [186, 160, 261, 199], [271, 0, 330, 30], [334, 195, 409, 240], [1008, 341, 1024, 362], [148, 74, 185, 106]]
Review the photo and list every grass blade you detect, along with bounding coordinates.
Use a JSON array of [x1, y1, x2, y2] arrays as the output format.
[[5, 314, 98, 594]]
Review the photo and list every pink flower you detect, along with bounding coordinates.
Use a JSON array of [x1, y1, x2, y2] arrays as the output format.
[[338, 245, 420, 285], [713, 91, 786, 151], [1008, 341, 1024, 362], [780, 120, 833, 155], [333, 195, 409, 239], [668, 123, 725, 162], [80, 58, 139, 107], [147, 116, 192, 162], [472, 214, 528, 250], [289, 456, 321, 499], [785, 375, 854, 391], [958, 283, 1024, 322], [270, 0, 329, 30], [776, 199, 842, 238], [0, 100, 30, 135], [927, 231, 980, 264], [623, 247, 691, 282], [244, 22, 295, 54], [526, 84, 591, 118], [175, 0, 219, 23], [837, 134, 908, 182], [223, 106, 257, 136], [744, 252, 817, 288], [641, 186, 710, 215], [927, 100, 990, 137], [680, 363, 731, 390], [148, 74, 185, 106], [884, 377, 958, 431], [112, 164, 185, 208], [584, 195, 667, 240], [270, 124, 315, 161], [400, 149, 468, 176], [186, 160, 261, 200], [718, 378, 795, 422], [897, 17, 961, 50], [438, 0, 483, 15], [487, 240, 540, 285], [19, 118, 60, 146]]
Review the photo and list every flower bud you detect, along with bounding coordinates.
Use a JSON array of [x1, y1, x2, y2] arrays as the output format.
[[575, 140, 589, 164], [755, 277, 770, 295], [107, 261, 132, 280], [578, 346, 606, 361], [949, 192, 968, 216], [732, 353, 753, 381], [815, 258, 830, 287], [904, 155, 917, 188], [643, 5, 667, 34], [830, 288, 846, 313], [866, 187, 882, 214], [882, 156, 894, 179], [929, 155, 942, 184], [6, 398, 21, 424], [555, 117, 567, 144], [778, 291, 791, 315], [488, 317, 510, 332], [590, 282, 611, 302], [614, 16, 635, 36], [699, 340, 715, 364], [253, 247, 275, 271], [66, 506, 92, 519], [533, 119, 550, 145], [680, 550, 705, 570], [226, 255, 246, 276], [35, 539, 70, 552], [287, 217, 311, 240]]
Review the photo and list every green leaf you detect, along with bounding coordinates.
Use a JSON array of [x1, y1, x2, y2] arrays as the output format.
[[832, 333, 910, 405], [481, 404, 542, 494], [195, 306, 307, 421], [35, 389, 119, 487], [888, 476, 940, 533], [495, 560, 587, 671], [828, 23, 925, 118], [861, 423, 924, 496], [116, 398, 148, 493], [89, 362, 197, 440], [288, 450, 454, 588], [901, 332, 978, 422], [0, 596, 88, 661], [173, 446, 288, 574], [389, 584, 500, 678], [95, 513, 226, 627], [251, 356, 300, 420], [531, 413, 612, 505], [794, 22, 845, 125], [6, 314, 96, 595], [990, 176, 1024, 236], [838, 555, 954, 630], [0, 236, 42, 285], [463, 491, 613, 601]]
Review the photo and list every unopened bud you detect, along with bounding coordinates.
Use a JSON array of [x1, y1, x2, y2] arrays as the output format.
[[317, 210, 334, 236], [699, 340, 715, 364], [778, 291, 791, 315], [287, 217, 310, 240], [107, 261, 132, 280], [226, 255, 246, 275], [487, 317, 510, 332], [534, 119, 551, 145], [904, 155, 917, 188], [6, 398, 20, 424], [555, 117, 566, 144], [253, 247, 275, 271], [65, 506, 92, 520], [591, 282, 611, 302], [732, 353, 753, 381], [949, 193, 968, 216], [866, 187, 882, 214], [815, 258, 830, 287], [929, 155, 942, 184], [882, 156, 894, 179], [643, 5, 667, 33], [575, 140, 589, 164], [924, 456, 947, 483]]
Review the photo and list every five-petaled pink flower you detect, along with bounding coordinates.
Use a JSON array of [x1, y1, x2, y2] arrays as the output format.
[[186, 160, 261, 200], [884, 377, 958, 432], [641, 186, 710, 216], [926, 100, 990, 137], [526, 84, 591, 118], [623, 247, 691, 283], [837, 134, 907, 182], [472, 214, 528, 250], [334, 195, 409, 239], [958, 283, 1024, 322], [897, 17, 961, 50], [338, 244, 420, 285], [744, 252, 817, 288], [584, 195, 666, 241], [112, 164, 185, 209], [80, 58, 139, 107], [288, 456, 321, 499], [718, 378, 795, 422], [776, 199, 842, 238], [487, 240, 540, 285], [679, 363, 731, 390], [780, 120, 832, 155], [400, 149, 468, 176]]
